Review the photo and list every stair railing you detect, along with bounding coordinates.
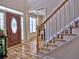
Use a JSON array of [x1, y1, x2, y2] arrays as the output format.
[[37, 0, 78, 53]]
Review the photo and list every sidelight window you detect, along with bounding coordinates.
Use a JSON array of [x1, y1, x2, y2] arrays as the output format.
[[0, 12, 4, 30], [30, 16, 37, 33]]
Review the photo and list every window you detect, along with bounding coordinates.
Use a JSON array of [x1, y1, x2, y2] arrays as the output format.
[[30, 16, 37, 32], [0, 12, 4, 30]]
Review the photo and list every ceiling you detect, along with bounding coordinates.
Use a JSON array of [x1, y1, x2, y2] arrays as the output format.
[[27, 0, 63, 16]]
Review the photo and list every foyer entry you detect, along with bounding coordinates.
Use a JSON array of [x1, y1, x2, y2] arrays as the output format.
[[6, 12, 21, 47]]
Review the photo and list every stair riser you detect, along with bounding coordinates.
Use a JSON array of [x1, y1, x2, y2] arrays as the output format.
[[72, 29, 79, 35], [75, 21, 78, 27]]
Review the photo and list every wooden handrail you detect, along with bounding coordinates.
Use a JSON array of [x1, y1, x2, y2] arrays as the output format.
[[37, 0, 69, 53], [40, 0, 69, 28]]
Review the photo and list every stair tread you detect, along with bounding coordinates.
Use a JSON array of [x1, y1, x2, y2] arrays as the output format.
[[62, 33, 76, 36], [39, 47, 52, 54], [55, 39, 66, 42], [41, 47, 51, 51], [71, 26, 79, 28], [39, 50, 49, 54], [39, 45, 58, 54], [48, 43, 58, 47]]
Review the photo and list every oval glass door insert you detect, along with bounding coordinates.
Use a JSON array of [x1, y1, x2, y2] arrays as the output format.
[[11, 17, 17, 34]]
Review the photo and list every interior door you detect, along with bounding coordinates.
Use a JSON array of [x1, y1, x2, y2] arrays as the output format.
[[6, 12, 21, 47]]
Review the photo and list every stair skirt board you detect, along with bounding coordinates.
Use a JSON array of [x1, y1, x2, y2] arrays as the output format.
[[40, 35, 77, 54]]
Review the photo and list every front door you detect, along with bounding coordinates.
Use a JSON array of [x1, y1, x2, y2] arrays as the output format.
[[6, 12, 21, 47]]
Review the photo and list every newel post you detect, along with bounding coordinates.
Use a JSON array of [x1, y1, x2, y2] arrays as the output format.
[[36, 25, 40, 53]]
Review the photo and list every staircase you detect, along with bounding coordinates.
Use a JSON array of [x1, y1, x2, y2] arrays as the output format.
[[37, 0, 79, 55]]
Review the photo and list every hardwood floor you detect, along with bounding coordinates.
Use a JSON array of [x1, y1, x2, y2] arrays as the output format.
[[4, 40, 53, 59]]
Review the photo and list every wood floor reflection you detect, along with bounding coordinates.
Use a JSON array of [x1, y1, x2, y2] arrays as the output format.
[[4, 40, 51, 59]]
